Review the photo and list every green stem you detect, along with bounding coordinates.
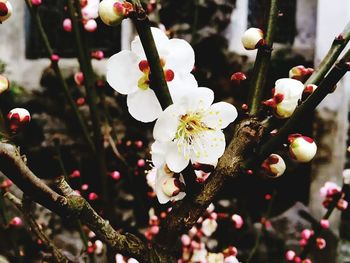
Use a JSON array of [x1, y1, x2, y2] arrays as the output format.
[[248, 0, 279, 116], [129, 3, 172, 109], [67, 0, 108, 196], [24, 0, 95, 153], [246, 49, 350, 168], [305, 21, 350, 85]]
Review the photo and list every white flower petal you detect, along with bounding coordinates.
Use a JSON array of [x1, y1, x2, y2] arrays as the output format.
[[164, 39, 195, 73], [153, 105, 182, 142], [275, 78, 304, 99], [126, 89, 163, 122], [131, 27, 170, 59], [167, 73, 198, 104], [166, 143, 189, 173], [177, 87, 214, 113], [190, 130, 226, 164], [202, 102, 238, 129], [151, 141, 168, 168], [106, 50, 141, 95]]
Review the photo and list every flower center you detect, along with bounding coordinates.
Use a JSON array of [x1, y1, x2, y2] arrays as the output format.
[[137, 59, 175, 90], [175, 113, 210, 160]]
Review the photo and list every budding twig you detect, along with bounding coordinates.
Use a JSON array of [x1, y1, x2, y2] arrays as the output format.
[[248, 0, 279, 116], [23, 0, 95, 153], [305, 21, 350, 85], [128, 1, 172, 109]]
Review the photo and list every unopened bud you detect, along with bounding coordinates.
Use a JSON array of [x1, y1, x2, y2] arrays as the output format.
[[0, 1, 12, 23], [261, 153, 286, 178], [289, 134, 317, 163], [99, 0, 132, 26], [289, 65, 314, 83], [0, 75, 9, 94], [7, 108, 31, 132], [241, 28, 264, 50]]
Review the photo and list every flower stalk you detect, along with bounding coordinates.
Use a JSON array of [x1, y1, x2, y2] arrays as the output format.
[[67, 0, 108, 196], [248, 0, 279, 116]]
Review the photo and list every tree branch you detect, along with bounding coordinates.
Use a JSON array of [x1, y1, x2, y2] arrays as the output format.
[[0, 142, 151, 262], [156, 119, 264, 251], [5, 193, 71, 263], [305, 21, 350, 85], [129, 3, 172, 109]]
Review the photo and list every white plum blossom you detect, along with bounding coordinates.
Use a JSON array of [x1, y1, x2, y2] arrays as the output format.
[[264, 78, 304, 118], [207, 253, 224, 263], [152, 88, 238, 173], [154, 164, 186, 204], [191, 245, 208, 263], [224, 255, 240, 263], [82, 0, 99, 20], [107, 27, 197, 122], [201, 218, 218, 237]]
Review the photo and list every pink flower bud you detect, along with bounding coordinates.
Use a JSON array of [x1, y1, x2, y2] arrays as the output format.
[[0, 75, 9, 94], [137, 159, 145, 167], [261, 153, 286, 178], [320, 219, 329, 229], [9, 217, 22, 227], [1, 179, 12, 189], [302, 259, 312, 263], [294, 256, 301, 263], [84, 19, 97, 32], [241, 28, 264, 50], [99, 0, 131, 26], [7, 108, 31, 132], [76, 97, 85, 106], [302, 84, 317, 99], [337, 199, 348, 211], [316, 237, 326, 250], [63, 18, 72, 32], [0, 1, 12, 23], [91, 50, 104, 60], [231, 214, 244, 229], [289, 134, 317, 163], [110, 171, 121, 180], [134, 140, 143, 148], [51, 54, 60, 63], [181, 234, 191, 246], [81, 184, 89, 191], [285, 250, 296, 261], [74, 72, 84, 86], [150, 225, 159, 235], [230, 72, 247, 85], [289, 65, 314, 82], [299, 238, 308, 247], [31, 0, 42, 6], [223, 246, 238, 257], [95, 240, 103, 255], [88, 192, 98, 201], [301, 229, 313, 240], [70, 169, 81, 178]]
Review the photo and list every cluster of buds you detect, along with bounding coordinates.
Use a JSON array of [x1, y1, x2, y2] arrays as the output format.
[[261, 153, 286, 178], [288, 134, 317, 163], [7, 108, 31, 133], [289, 65, 314, 83], [81, 0, 99, 32], [320, 181, 347, 210], [144, 214, 160, 240], [98, 0, 133, 26], [241, 28, 264, 50], [263, 78, 304, 119], [285, 250, 312, 263], [0, 0, 12, 23]]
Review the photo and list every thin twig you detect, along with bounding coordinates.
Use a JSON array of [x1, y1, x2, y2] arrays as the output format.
[[248, 0, 279, 116], [24, 0, 95, 153]]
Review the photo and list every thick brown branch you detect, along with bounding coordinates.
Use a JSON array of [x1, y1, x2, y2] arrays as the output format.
[[0, 143, 150, 262], [156, 119, 263, 255]]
